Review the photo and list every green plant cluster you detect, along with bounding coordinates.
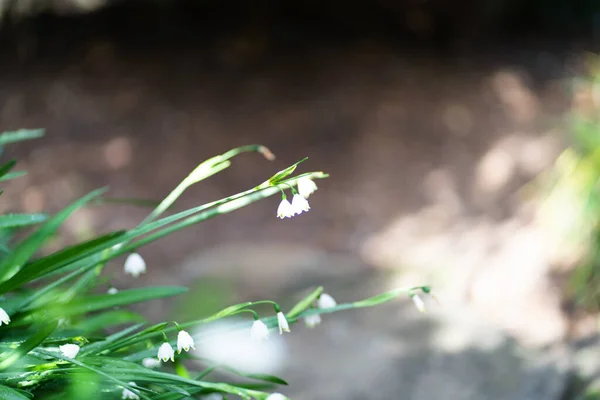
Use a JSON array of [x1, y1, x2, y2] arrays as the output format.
[[0, 130, 429, 399]]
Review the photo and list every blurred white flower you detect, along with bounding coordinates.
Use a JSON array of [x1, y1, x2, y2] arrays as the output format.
[[266, 393, 289, 400], [317, 293, 337, 309], [122, 382, 139, 400], [107, 287, 119, 295], [297, 177, 318, 198], [291, 194, 310, 215], [142, 357, 161, 369], [124, 253, 146, 278], [251, 320, 270, 341], [276, 312, 290, 335], [195, 319, 286, 374], [304, 313, 321, 328], [177, 330, 195, 353], [201, 394, 223, 400], [411, 294, 426, 313], [59, 344, 80, 359], [157, 342, 175, 362], [0, 307, 10, 325], [277, 199, 295, 219]]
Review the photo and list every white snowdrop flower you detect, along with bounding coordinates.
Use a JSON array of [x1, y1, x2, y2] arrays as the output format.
[[291, 194, 310, 215], [142, 357, 161, 369], [59, 344, 80, 359], [297, 177, 318, 198], [250, 319, 270, 341], [266, 393, 289, 400], [0, 307, 10, 325], [124, 253, 146, 278], [276, 312, 290, 335], [304, 313, 321, 328], [411, 294, 426, 313], [122, 382, 139, 400], [177, 330, 195, 353], [277, 199, 295, 219], [157, 342, 175, 362], [107, 287, 119, 295], [317, 293, 337, 309]]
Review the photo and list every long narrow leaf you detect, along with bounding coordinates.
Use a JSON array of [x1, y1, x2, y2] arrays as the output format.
[[0, 320, 58, 370], [0, 129, 44, 145], [0, 188, 107, 283], [0, 214, 47, 230]]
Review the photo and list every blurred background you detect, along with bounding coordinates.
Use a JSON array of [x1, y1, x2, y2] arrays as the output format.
[[1, 0, 600, 398]]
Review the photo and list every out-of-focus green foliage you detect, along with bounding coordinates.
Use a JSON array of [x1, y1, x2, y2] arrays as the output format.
[[0, 130, 428, 399], [539, 56, 600, 312]]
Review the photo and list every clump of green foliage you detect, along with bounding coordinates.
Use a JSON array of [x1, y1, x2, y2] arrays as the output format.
[[0, 129, 429, 400]]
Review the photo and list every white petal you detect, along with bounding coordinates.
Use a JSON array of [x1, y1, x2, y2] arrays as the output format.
[[124, 253, 146, 277], [142, 357, 162, 369], [177, 330, 195, 353], [276, 199, 295, 219], [107, 287, 119, 295], [276, 312, 290, 335], [266, 393, 289, 400], [59, 344, 80, 359], [291, 194, 310, 215], [0, 307, 10, 325], [317, 293, 337, 309], [122, 382, 139, 400], [250, 320, 270, 341], [304, 313, 321, 328], [412, 294, 426, 313], [297, 177, 318, 198], [157, 342, 175, 362]]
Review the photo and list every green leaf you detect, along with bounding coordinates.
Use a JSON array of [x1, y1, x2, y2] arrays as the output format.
[[0, 214, 47, 229], [41, 287, 187, 319], [234, 371, 288, 386], [0, 230, 123, 295], [35, 350, 152, 400], [102, 322, 169, 353], [0, 129, 44, 145], [0, 320, 58, 370], [0, 385, 31, 400], [0, 160, 16, 179], [286, 286, 322, 319], [0, 188, 107, 284], [75, 310, 146, 334], [0, 171, 27, 182]]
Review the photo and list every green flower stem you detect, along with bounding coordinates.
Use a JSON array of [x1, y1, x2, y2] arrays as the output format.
[[229, 309, 260, 320], [118, 285, 427, 360], [10, 172, 327, 300], [140, 145, 273, 227]]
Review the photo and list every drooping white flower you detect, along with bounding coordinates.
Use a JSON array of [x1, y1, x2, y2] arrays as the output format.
[[304, 313, 321, 328], [107, 287, 119, 295], [124, 253, 146, 278], [276, 312, 290, 335], [250, 319, 270, 341], [317, 293, 337, 309], [0, 307, 10, 325], [142, 357, 161, 369], [59, 344, 80, 359], [297, 177, 318, 198], [157, 342, 175, 362], [277, 199, 295, 219], [266, 393, 289, 400], [291, 194, 310, 215], [122, 382, 139, 400], [177, 330, 195, 353], [411, 294, 426, 313]]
